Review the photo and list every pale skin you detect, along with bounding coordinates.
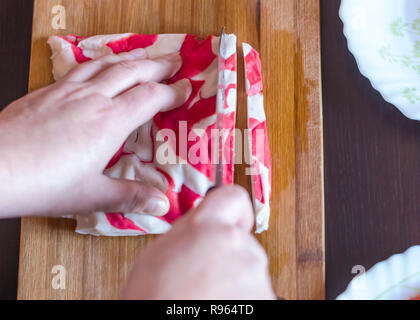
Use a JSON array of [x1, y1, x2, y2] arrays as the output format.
[[0, 48, 275, 299]]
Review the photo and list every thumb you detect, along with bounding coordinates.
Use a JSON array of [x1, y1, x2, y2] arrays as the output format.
[[95, 177, 170, 216], [189, 185, 254, 232]]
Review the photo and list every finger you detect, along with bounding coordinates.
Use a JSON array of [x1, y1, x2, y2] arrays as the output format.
[[190, 185, 254, 232], [88, 53, 182, 98], [113, 79, 191, 131], [94, 177, 170, 216], [63, 48, 148, 82]]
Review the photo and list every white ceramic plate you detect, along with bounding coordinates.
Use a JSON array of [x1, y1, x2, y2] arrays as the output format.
[[340, 0, 420, 120], [337, 246, 420, 300]]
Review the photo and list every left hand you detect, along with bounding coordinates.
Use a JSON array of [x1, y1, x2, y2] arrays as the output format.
[[0, 49, 191, 217]]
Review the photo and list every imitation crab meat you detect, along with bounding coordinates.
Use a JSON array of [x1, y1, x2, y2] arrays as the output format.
[[47, 33, 270, 235]]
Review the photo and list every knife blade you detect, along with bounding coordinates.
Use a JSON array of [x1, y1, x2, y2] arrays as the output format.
[[214, 27, 227, 189], [207, 27, 227, 195]]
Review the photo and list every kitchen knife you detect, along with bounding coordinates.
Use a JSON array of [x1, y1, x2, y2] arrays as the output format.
[[208, 27, 227, 193]]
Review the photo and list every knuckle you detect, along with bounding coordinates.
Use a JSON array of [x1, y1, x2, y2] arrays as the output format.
[[143, 81, 165, 95], [116, 59, 144, 74], [186, 206, 204, 226], [94, 55, 123, 70], [75, 93, 114, 123], [220, 224, 242, 241], [188, 211, 205, 228], [188, 213, 239, 238], [87, 59, 104, 68], [54, 80, 79, 92], [97, 54, 119, 63], [50, 81, 90, 100], [218, 185, 251, 208], [119, 59, 158, 76], [68, 59, 102, 77], [93, 99, 116, 123], [138, 59, 157, 71], [90, 54, 119, 66], [223, 185, 250, 200], [88, 93, 113, 107], [62, 83, 93, 99], [185, 215, 202, 231]]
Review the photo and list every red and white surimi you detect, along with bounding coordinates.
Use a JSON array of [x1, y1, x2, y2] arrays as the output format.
[[47, 33, 270, 236], [243, 43, 271, 233]]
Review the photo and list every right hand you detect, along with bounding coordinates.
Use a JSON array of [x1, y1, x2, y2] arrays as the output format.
[[123, 185, 275, 300]]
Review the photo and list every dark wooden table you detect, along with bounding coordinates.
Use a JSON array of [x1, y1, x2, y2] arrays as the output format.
[[1, 0, 420, 300], [322, 0, 420, 299]]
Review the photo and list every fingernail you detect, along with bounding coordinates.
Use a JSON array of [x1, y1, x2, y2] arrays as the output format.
[[143, 197, 170, 216], [129, 48, 147, 58]]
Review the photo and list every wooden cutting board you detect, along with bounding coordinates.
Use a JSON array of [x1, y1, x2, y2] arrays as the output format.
[[18, 0, 324, 299]]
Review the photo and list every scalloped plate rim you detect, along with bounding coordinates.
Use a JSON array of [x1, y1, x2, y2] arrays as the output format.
[[339, 0, 420, 121], [337, 245, 420, 300]]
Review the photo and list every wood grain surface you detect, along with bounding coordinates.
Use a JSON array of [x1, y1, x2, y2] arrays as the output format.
[[18, 0, 324, 299]]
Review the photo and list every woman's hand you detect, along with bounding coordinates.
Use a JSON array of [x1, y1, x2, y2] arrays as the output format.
[[0, 49, 191, 217], [122, 185, 276, 300]]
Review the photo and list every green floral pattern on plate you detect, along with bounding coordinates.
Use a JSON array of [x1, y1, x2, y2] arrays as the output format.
[[379, 8, 420, 104], [403, 88, 420, 104]]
